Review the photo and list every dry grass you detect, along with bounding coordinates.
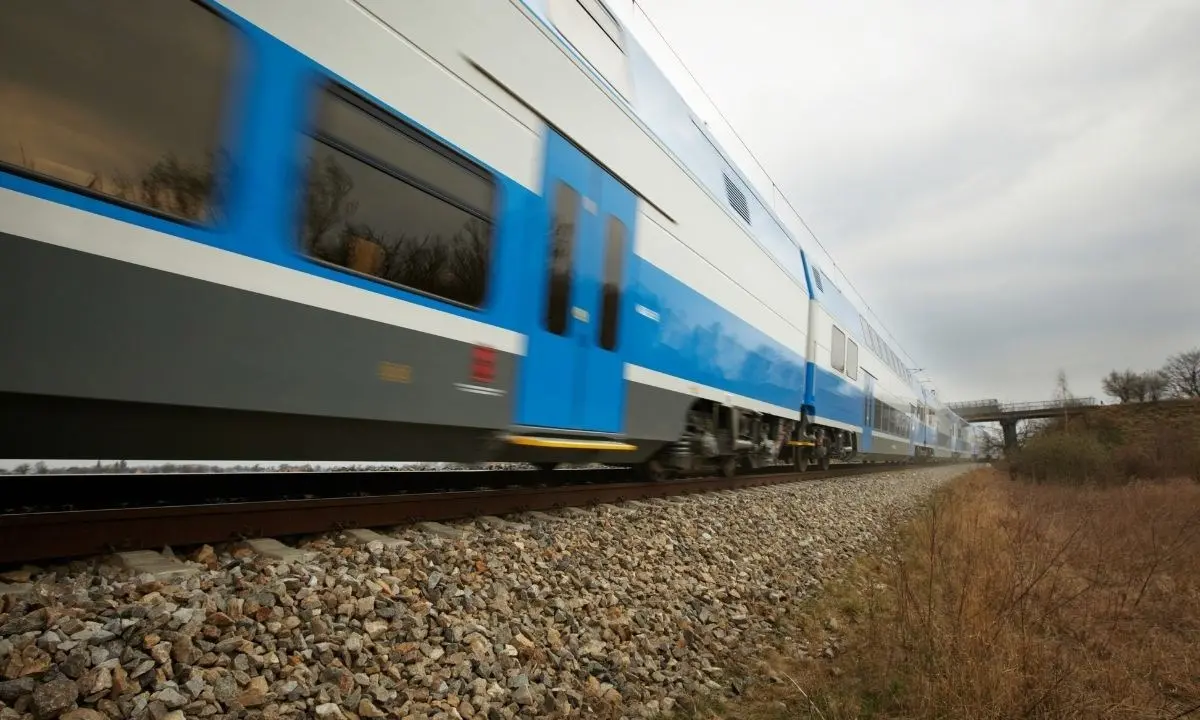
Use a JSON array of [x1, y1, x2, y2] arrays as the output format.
[[698, 468, 1200, 719]]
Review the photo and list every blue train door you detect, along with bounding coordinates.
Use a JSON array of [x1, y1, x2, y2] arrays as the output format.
[[515, 130, 635, 434], [862, 371, 876, 453]]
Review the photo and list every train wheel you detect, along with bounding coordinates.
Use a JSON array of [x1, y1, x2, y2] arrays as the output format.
[[819, 454, 831, 471], [793, 447, 809, 473], [719, 455, 737, 478], [634, 458, 667, 483]]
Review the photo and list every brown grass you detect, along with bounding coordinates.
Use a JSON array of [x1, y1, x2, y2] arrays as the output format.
[[698, 469, 1200, 719]]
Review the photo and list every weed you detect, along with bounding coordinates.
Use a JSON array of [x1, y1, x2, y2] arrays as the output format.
[[717, 469, 1200, 719]]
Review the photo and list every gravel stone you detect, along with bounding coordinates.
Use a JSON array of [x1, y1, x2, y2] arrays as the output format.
[[60, 710, 106, 720], [0, 465, 976, 718], [0, 678, 34, 704], [32, 676, 79, 718]]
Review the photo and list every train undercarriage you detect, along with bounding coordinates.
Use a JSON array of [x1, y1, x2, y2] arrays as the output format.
[[632, 401, 860, 481]]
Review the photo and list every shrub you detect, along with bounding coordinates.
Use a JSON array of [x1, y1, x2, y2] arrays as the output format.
[[1008, 430, 1113, 485]]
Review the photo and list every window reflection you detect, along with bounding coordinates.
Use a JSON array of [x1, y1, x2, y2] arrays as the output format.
[[300, 88, 494, 308], [0, 0, 236, 223]]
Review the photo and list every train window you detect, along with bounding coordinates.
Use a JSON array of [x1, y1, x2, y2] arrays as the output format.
[[0, 0, 236, 224], [598, 216, 626, 350], [545, 181, 579, 335], [314, 90, 492, 216], [831, 326, 846, 373], [846, 339, 859, 380], [300, 85, 494, 308]]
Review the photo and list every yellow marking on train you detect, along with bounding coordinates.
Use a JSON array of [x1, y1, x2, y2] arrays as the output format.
[[787, 440, 816, 447], [378, 361, 412, 383], [503, 435, 638, 451]]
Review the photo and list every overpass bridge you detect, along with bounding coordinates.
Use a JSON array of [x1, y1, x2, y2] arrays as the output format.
[[947, 397, 1099, 449]]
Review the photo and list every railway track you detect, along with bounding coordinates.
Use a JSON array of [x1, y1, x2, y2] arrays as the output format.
[[0, 462, 932, 565]]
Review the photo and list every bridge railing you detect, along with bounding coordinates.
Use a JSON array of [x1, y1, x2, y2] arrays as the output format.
[[947, 399, 1001, 411], [948, 397, 1099, 419], [997, 397, 1098, 413]]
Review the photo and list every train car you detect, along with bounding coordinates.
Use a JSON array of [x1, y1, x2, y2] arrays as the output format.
[[922, 402, 973, 459], [0, 0, 961, 477], [799, 263, 931, 468], [0, 0, 798, 475]]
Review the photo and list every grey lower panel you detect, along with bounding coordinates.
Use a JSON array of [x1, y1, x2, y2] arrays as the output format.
[[623, 380, 694, 443], [0, 233, 514, 428], [867, 436, 910, 457], [0, 233, 521, 461], [0, 391, 503, 461]]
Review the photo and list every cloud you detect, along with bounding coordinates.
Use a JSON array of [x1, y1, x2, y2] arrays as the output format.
[[613, 0, 1200, 402]]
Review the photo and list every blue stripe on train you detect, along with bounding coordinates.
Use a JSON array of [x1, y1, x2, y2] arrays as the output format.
[[811, 364, 866, 430], [624, 260, 808, 413]]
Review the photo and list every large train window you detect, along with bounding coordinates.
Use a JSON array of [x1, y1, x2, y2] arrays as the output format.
[[299, 85, 495, 308], [545, 182, 579, 335], [598, 216, 626, 350], [846, 339, 859, 380], [831, 326, 847, 373], [549, 0, 630, 98], [0, 0, 237, 224]]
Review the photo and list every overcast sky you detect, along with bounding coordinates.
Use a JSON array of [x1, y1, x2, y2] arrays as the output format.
[[612, 0, 1200, 404]]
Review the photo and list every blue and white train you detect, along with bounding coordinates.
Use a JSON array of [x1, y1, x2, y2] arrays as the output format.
[[0, 0, 982, 475]]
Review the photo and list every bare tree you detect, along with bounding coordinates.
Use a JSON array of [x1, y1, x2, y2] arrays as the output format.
[[1162, 348, 1200, 399], [1054, 369, 1073, 429], [1102, 370, 1143, 403], [1142, 370, 1169, 401], [110, 150, 229, 223], [1054, 369, 1072, 402], [1018, 418, 1049, 445]]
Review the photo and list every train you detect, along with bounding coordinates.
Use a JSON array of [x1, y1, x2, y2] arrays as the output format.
[[0, 0, 983, 478]]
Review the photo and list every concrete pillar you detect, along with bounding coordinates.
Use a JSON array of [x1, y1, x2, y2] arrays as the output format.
[[1001, 419, 1018, 451]]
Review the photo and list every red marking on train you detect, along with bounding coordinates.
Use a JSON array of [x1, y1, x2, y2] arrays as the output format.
[[471, 345, 495, 383]]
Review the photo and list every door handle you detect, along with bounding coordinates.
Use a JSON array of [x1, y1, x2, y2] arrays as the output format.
[[572, 307, 590, 323]]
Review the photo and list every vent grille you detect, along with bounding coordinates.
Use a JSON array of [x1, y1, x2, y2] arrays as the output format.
[[722, 173, 751, 224], [812, 267, 824, 292]]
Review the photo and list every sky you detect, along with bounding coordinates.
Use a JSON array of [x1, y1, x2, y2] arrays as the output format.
[[609, 0, 1200, 404]]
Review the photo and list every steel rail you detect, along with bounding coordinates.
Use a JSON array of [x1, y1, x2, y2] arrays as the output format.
[[0, 462, 945, 564]]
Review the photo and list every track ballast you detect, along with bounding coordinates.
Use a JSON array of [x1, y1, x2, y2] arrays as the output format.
[[0, 463, 943, 565]]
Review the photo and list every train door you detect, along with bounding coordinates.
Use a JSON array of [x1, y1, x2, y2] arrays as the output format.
[[515, 129, 634, 433], [862, 371, 876, 453]]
